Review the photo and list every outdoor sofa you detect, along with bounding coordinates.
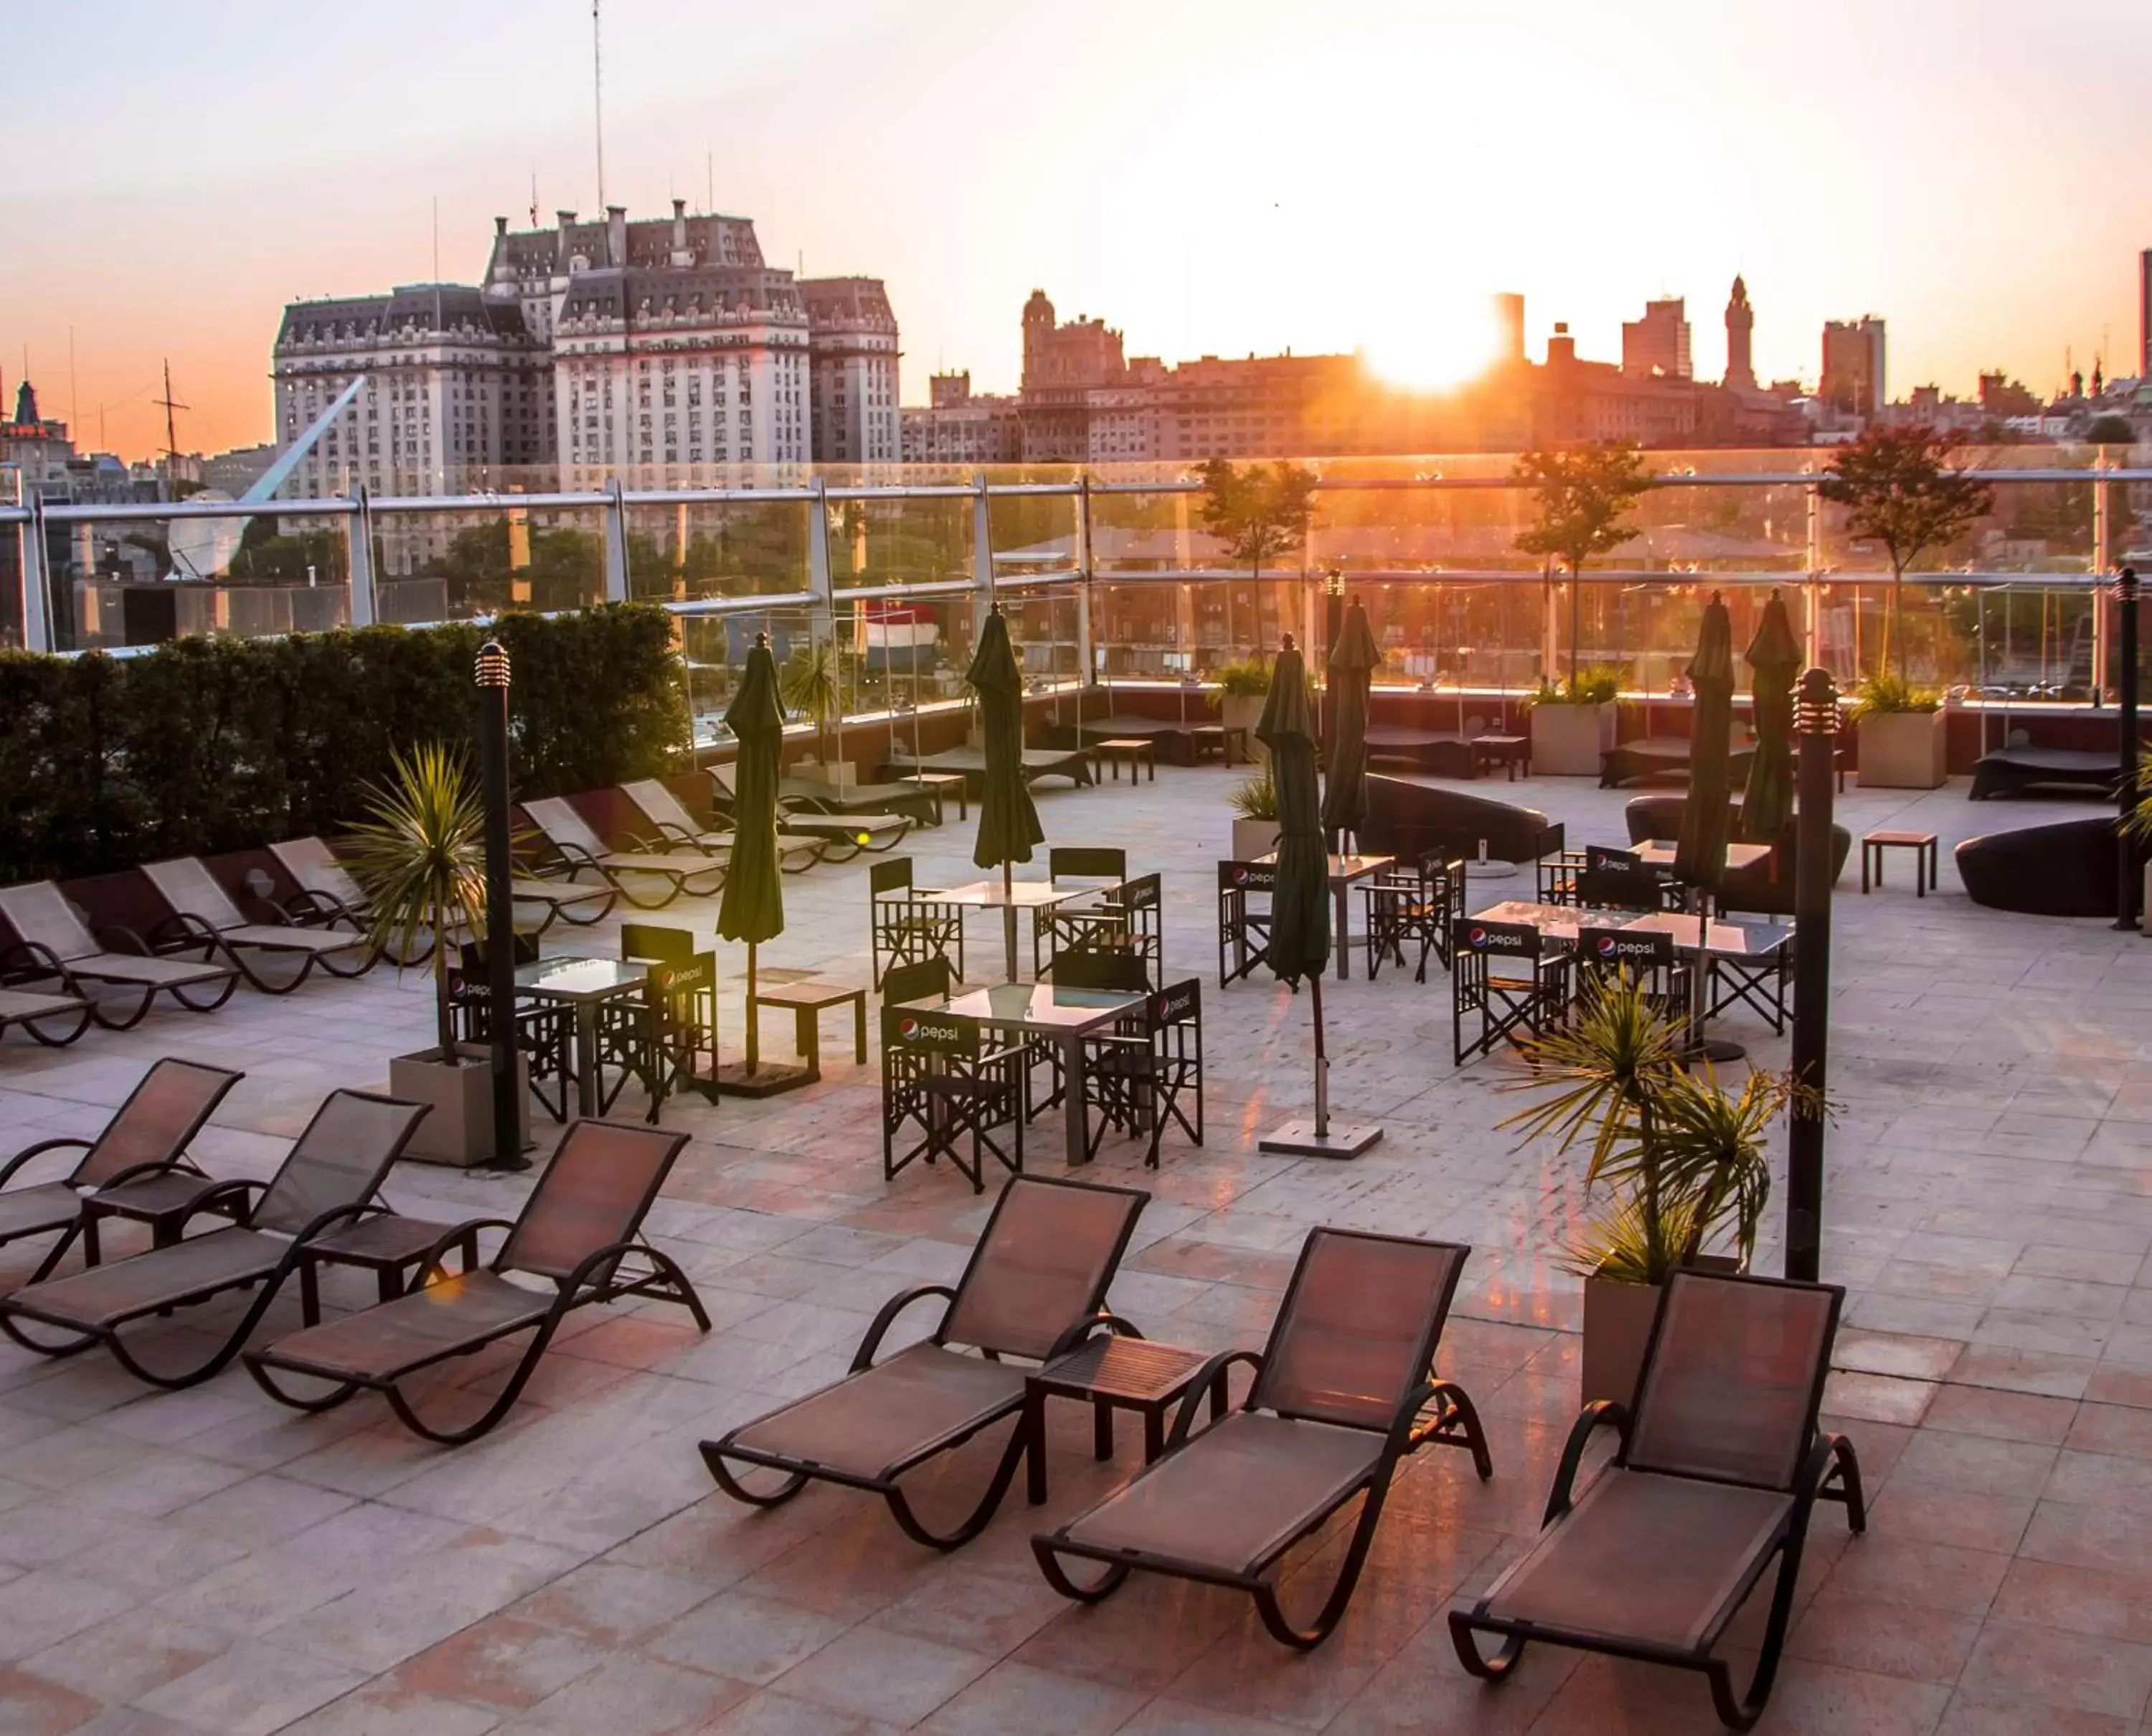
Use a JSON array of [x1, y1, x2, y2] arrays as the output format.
[[1361, 774, 1564, 865]]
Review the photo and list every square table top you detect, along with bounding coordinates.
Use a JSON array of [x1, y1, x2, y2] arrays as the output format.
[[1620, 912, 1795, 958], [1256, 851, 1394, 884], [513, 956, 650, 1001], [933, 879, 1098, 910], [1632, 839, 1775, 873], [907, 981, 1146, 1034]]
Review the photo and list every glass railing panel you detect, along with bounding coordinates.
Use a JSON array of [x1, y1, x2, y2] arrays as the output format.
[[372, 501, 604, 623]]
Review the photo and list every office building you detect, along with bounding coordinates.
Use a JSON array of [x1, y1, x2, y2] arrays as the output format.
[[1821, 317, 1887, 418], [801, 277, 901, 466], [900, 374, 1024, 464], [1621, 297, 1692, 380]]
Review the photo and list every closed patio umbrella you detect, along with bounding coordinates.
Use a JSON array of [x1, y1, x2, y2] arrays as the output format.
[[967, 606, 1044, 981], [716, 633, 807, 1094], [1674, 591, 1735, 1057], [1321, 598, 1379, 852], [1740, 590, 1802, 845]]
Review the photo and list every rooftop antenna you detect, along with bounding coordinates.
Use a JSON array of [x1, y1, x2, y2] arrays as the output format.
[[592, 0, 607, 210], [154, 359, 187, 477], [706, 149, 713, 212], [431, 195, 440, 282], [67, 326, 77, 440]]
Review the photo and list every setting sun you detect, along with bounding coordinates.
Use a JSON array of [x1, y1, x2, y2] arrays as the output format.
[[1364, 293, 1511, 393]]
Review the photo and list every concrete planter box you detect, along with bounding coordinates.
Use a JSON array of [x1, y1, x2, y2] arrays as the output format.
[[1581, 1254, 1742, 1408], [1856, 709, 1946, 790], [1220, 694, 1269, 765], [796, 758, 858, 791], [1232, 818, 1282, 862], [1530, 701, 1617, 777], [388, 1042, 529, 1168]]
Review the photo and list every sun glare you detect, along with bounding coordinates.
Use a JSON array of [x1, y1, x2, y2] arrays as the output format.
[[1365, 294, 1509, 393]]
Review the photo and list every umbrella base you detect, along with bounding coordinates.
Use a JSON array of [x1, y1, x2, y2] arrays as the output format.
[[1259, 1118, 1384, 1159], [713, 1060, 818, 1099], [1682, 1038, 1748, 1067], [1463, 861, 1520, 882]]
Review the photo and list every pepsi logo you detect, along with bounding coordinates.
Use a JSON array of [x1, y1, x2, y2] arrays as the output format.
[[1468, 925, 1488, 948], [1233, 869, 1250, 885], [1594, 935, 1618, 958], [897, 1016, 921, 1040]]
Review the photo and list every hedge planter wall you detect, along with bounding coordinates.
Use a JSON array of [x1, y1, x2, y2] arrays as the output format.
[[0, 605, 689, 884]]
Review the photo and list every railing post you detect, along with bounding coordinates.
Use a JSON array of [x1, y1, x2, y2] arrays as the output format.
[[1075, 473, 1095, 685], [1803, 476, 1823, 669], [1785, 666, 1840, 1282], [346, 485, 377, 628], [2093, 453, 2113, 704], [19, 492, 53, 654], [971, 470, 993, 633], [602, 477, 631, 603]]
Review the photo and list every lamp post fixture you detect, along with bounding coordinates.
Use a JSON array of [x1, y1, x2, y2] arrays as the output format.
[[1785, 665, 1839, 1280], [1322, 566, 1344, 763], [475, 640, 524, 1170], [2114, 565, 2140, 932]]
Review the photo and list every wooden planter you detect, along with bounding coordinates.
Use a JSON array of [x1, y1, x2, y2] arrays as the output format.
[[1581, 1255, 1742, 1408], [1856, 709, 1946, 790], [388, 1042, 529, 1168], [1530, 701, 1618, 777]]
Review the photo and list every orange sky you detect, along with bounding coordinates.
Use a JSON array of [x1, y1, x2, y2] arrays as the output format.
[[6, 0, 2148, 461]]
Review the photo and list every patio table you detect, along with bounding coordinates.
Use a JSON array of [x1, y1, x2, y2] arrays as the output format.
[[1258, 851, 1394, 980], [1618, 912, 1795, 1032], [1632, 839, 1775, 874], [514, 955, 650, 1116], [896, 980, 1147, 1164]]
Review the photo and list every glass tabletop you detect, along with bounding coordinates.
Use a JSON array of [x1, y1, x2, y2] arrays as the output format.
[[912, 981, 1147, 1032], [933, 879, 1094, 909], [513, 956, 651, 999], [1633, 839, 1775, 872], [1255, 851, 1394, 882], [1619, 912, 1794, 957]]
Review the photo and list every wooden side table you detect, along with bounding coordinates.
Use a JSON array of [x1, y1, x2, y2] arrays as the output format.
[[1024, 1333, 1221, 1502], [749, 979, 868, 1074], [1093, 738, 1156, 784], [298, 1213, 480, 1319], [1861, 830, 1938, 896], [898, 770, 967, 824], [1472, 735, 1531, 781], [1191, 724, 1249, 766]]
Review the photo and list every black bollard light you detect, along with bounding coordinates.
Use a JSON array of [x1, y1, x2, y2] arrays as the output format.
[[475, 640, 526, 1170], [2115, 566, 2140, 932], [1785, 666, 1839, 1282]]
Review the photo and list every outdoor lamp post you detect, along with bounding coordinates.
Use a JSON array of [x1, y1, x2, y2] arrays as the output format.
[[1785, 666, 1839, 1281], [1322, 566, 1344, 750], [475, 640, 524, 1170], [2113, 565, 2140, 932]]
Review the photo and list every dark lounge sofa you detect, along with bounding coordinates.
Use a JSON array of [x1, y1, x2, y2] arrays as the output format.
[[1363, 775, 1564, 864], [1956, 817, 2119, 917], [1622, 795, 1851, 917]]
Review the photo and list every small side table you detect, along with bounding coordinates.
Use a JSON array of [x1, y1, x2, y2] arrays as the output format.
[[749, 979, 868, 1074], [298, 1213, 479, 1320], [1191, 724, 1249, 766], [1861, 830, 1938, 896], [1025, 1334, 1220, 1503], [898, 771, 967, 824], [1472, 734, 1530, 782], [1093, 738, 1156, 784]]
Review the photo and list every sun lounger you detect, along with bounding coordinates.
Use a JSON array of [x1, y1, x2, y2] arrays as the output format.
[[0, 986, 94, 1047], [0, 1058, 244, 1280], [268, 837, 615, 952], [882, 744, 1095, 791], [618, 778, 822, 874], [245, 1118, 707, 1445], [707, 768, 912, 862], [1033, 1227, 1489, 1648], [701, 1174, 1149, 1549], [777, 775, 940, 829], [1448, 1269, 1866, 1731], [0, 1089, 429, 1389], [0, 881, 241, 1029], [524, 796, 727, 908], [141, 857, 374, 993]]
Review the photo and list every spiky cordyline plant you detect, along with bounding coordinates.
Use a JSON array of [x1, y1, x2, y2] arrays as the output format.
[[344, 743, 489, 1058]]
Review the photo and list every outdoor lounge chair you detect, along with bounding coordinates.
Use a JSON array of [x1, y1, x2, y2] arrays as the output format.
[[0, 880, 242, 1029], [619, 778, 823, 874], [0, 984, 94, 1048], [1448, 1269, 1866, 1732], [268, 836, 615, 952], [245, 1118, 707, 1445], [524, 796, 727, 909], [141, 857, 374, 993], [700, 1174, 1149, 1549], [1032, 1227, 1489, 1649], [0, 1089, 429, 1389], [0, 1058, 244, 1280], [707, 767, 913, 862]]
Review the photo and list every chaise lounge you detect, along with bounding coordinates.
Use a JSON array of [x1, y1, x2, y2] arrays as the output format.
[[269, 835, 616, 952], [140, 857, 374, 993], [524, 796, 729, 908], [0, 881, 242, 1029]]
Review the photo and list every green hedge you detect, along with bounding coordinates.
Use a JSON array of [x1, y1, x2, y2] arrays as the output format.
[[0, 605, 689, 884]]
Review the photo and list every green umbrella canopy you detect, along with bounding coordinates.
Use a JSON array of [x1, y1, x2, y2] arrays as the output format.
[[1674, 593, 1735, 893], [1320, 598, 1380, 840], [966, 607, 1044, 872], [1740, 590, 1803, 843], [717, 634, 785, 945], [1259, 641, 1330, 986]]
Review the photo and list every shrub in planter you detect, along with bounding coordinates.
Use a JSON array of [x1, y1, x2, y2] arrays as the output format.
[[1228, 765, 1281, 860], [1521, 665, 1623, 776], [1849, 671, 1945, 790], [1208, 656, 1273, 766]]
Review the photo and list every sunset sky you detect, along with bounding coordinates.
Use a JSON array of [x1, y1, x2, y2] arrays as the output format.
[[6, 0, 2148, 461]]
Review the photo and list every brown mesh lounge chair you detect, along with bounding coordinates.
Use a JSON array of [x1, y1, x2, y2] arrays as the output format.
[[0, 1089, 428, 1389], [707, 768, 912, 863], [622, 779, 823, 874], [524, 797, 728, 909], [245, 1118, 707, 1445], [0, 984, 94, 1048], [1448, 1270, 1867, 1732], [1033, 1227, 1491, 1649], [701, 1174, 1149, 1549], [0, 1058, 244, 1280], [0, 881, 241, 1029], [268, 836, 615, 953], [141, 857, 374, 993]]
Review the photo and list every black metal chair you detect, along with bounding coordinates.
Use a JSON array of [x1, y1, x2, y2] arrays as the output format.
[[1217, 860, 1275, 987], [1076, 978, 1204, 1166], [1575, 862, 1678, 913], [595, 933, 719, 1122], [1366, 851, 1466, 983], [1453, 919, 1568, 1065], [880, 1007, 1026, 1194], [1032, 849, 1132, 977], [1573, 925, 1692, 1019], [881, 956, 954, 1010], [871, 859, 963, 987], [449, 935, 572, 1123], [1538, 851, 1587, 906]]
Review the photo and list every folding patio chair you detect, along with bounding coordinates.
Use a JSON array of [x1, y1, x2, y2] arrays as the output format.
[[701, 1174, 1149, 1549], [140, 858, 374, 993], [524, 796, 727, 909], [449, 936, 572, 1123], [620, 778, 823, 874], [1449, 1270, 1865, 1732], [0, 1057, 244, 1280], [1033, 1227, 1491, 1648], [870, 858, 963, 986], [1365, 851, 1466, 983], [1032, 847, 1131, 977], [709, 767, 913, 863], [1073, 977, 1204, 1167], [880, 1006, 1026, 1194], [269, 836, 615, 950], [0, 880, 242, 1029], [1573, 925, 1693, 1019], [880, 956, 955, 1009], [1217, 859, 1275, 987], [1453, 918, 1569, 1064], [244, 1118, 707, 1445], [593, 938, 720, 1121], [0, 1090, 429, 1389]]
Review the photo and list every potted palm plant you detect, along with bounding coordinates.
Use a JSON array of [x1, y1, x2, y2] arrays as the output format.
[[1228, 764, 1282, 862], [1504, 975, 1803, 1406], [1207, 655, 1273, 766], [782, 639, 851, 788], [351, 743, 528, 1167]]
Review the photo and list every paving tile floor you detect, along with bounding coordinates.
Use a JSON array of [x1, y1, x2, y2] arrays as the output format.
[[1, 761, 2151, 1732]]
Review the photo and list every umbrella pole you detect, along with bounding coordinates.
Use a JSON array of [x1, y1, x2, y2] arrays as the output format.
[[1310, 974, 1329, 1138], [745, 941, 759, 1075], [1003, 861, 1018, 982]]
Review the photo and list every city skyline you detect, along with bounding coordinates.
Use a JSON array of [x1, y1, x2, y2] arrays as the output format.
[[5, 0, 2149, 461]]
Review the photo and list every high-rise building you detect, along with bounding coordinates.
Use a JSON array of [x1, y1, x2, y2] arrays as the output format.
[[1493, 293, 1526, 366], [801, 277, 900, 465], [1821, 317, 1887, 418], [1724, 277, 1757, 392], [901, 373, 1024, 464], [1621, 298, 1692, 380]]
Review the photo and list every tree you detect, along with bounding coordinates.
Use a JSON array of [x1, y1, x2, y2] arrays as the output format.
[[1818, 428, 1994, 679], [1198, 458, 1317, 582], [2085, 415, 2137, 448], [1512, 443, 1656, 684]]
